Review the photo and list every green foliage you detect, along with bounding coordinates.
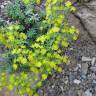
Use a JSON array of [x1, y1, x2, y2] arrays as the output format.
[[6, 0, 46, 45], [0, 0, 79, 95], [6, 0, 25, 20], [0, 17, 4, 27]]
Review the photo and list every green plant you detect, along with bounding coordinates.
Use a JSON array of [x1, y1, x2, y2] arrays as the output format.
[[6, 0, 47, 46], [0, 17, 4, 27], [0, 0, 79, 96]]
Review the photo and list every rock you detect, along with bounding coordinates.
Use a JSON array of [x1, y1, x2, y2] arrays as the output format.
[[69, 0, 76, 4], [82, 56, 92, 62], [90, 66, 96, 72], [91, 57, 96, 66], [84, 89, 92, 96], [69, 72, 75, 83], [60, 86, 64, 91], [77, 64, 82, 68], [69, 47, 74, 51], [83, 0, 90, 3], [75, 0, 96, 43], [78, 90, 85, 96], [74, 64, 81, 71], [37, 89, 43, 96], [3, 2, 8, 6], [81, 63, 88, 75], [0, 5, 4, 9], [64, 76, 69, 84], [68, 89, 78, 96], [92, 80, 96, 85], [73, 79, 81, 84], [88, 73, 96, 80], [86, 1, 96, 11]]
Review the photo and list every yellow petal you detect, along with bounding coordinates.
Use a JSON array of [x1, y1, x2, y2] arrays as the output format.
[[36, 0, 41, 5], [13, 64, 18, 70]]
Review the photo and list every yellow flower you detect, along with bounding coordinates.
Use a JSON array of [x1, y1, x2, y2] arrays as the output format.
[[62, 41, 69, 47], [22, 0, 30, 5], [20, 33, 27, 40], [65, 1, 72, 7], [57, 67, 62, 72], [40, 48, 46, 54], [12, 49, 17, 54], [13, 64, 18, 70], [49, 27, 60, 33], [21, 45, 26, 49], [73, 35, 78, 40], [36, 0, 41, 5], [30, 67, 39, 74], [42, 74, 47, 80], [34, 93, 39, 96], [71, 6, 76, 11], [69, 26, 76, 34], [52, 44, 58, 50], [36, 35, 47, 42], [37, 81, 42, 87], [63, 56, 68, 63], [8, 35, 14, 41], [35, 62, 42, 67], [7, 85, 13, 91], [21, 57, 27, 64], [31, 43, 40, 48], [8, 26, 13, 30]]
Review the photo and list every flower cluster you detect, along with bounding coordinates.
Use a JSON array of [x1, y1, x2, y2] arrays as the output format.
[[0, 0, 79, 95]]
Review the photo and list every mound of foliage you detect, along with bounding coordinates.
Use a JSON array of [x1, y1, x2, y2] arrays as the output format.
[[0, 0, 79, 95]]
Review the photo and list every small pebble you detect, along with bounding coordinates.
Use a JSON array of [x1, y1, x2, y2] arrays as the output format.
[[65, 80, 68, 84], [81, 63, 88, 75], [77, 64, 81, 68], [0, 5, 4, 9], [82, 56, 92, 62], [73, 79, 81, 84], [92, 80, 96, 85], [84, 89, 92, 96], [3, 2, 7, 6], [90, 67, 96, 72], [91, 57, 96, 66], [69, 47, 73, 51], [74, 64, 82, 71]]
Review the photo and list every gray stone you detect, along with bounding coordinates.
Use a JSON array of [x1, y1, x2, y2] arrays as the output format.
[[37, 89, 43, 96], [92, 80, 96, 85], [84, 89, 92, 96], [90, 66, 96, 72], [73, 79, 81, 84], [75, 0, 96, 43], [81, 63, 88, 75], [68, 89, 78, 96], [88, 73, 96, 80], [0, 5, 4, 9], [82, 56, 92, 62], [69, 0, 76, 4], [74, 64, 81, 71], [91, 57, 96, 66], [86, 1, 96, 11], [77, 64, 82, 68]]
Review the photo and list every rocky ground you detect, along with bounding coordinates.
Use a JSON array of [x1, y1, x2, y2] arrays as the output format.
[[37, 0, 96, 96], [0, 0, 96, 96]]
